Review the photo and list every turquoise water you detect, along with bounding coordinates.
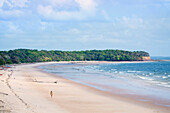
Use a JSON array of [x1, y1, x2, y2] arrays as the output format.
[[83, 61, 170, 88], [40, 60, 170, 107]]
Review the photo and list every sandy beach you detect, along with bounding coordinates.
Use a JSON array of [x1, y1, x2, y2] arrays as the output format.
[[0, 62, 169, 113]]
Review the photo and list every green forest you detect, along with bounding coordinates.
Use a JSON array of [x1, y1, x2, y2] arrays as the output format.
[[0, 49, 150, 65]]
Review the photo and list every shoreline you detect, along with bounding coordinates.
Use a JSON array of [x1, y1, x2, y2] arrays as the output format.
[[0, 62, 169, 113], [1, 60, 158, 67]]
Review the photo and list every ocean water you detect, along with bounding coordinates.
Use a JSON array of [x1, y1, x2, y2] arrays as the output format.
[[40, 59, 170, 107]]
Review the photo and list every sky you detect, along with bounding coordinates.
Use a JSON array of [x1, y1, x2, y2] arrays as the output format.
[[0, 0, 170, 56]]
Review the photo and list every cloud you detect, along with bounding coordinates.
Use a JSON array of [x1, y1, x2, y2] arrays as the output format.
[[37, 5, 86, 20], [40, 21, 47, 30], [38, 5, 53, 16], [101, 10, 111, 21], [0, 9, 23, 18], [113, 16, 144, 29], [75, 0, 97, 12], [68, 28, 80, 34], [47, 0, 73, 7], [75, 34, 125, 44], [0, 0, 6, 8], [0, 0, 29, 8], [0, 0, 29, 19], [10, 0, 29, 8], [37, 0, 98, 20], [8, 22, 23, 33]]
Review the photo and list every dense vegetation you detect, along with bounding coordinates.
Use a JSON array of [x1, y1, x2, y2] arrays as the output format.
[[0, 49, 150, 65]]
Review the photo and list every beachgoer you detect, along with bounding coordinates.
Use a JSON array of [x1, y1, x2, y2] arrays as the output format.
[[50, 91, 53, 98]]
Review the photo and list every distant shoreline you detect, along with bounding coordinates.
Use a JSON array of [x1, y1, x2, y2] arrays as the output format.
[[1, 60, 158, 68], [10, 60, 158, 65]]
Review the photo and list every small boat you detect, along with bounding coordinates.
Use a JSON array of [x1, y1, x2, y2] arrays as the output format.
[[5, 65, 11, 68], [1, 65, 11, 68]]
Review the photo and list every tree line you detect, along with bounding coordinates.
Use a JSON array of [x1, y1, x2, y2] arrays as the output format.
[[0, 49, 150, 65]]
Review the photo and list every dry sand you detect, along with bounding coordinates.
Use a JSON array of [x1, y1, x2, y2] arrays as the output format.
[[0, 62, 169, 113]]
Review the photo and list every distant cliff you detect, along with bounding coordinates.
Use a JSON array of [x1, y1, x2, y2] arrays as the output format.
[[142, 56, 151, 61], [0, 49, 150, 65], [137, 56, 151, 61]]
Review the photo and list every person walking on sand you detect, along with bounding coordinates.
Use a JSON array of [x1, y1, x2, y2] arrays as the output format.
[[50, 91, 53, 98]]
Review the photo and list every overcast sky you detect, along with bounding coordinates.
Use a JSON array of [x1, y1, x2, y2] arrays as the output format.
[[0, 0, 170, 56]]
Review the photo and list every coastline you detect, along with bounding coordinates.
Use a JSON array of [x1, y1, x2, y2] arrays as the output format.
[[0, 61, 169, 113]]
